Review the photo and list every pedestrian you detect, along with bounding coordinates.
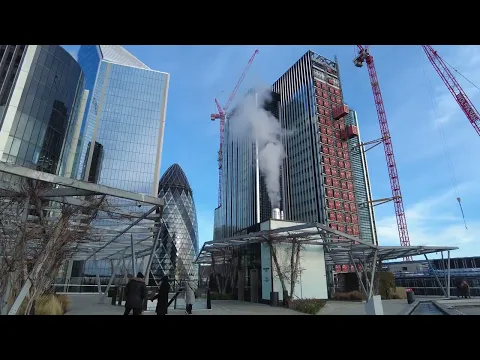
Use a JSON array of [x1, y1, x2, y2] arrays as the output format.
[[152, 275, 170, 315], [185, 278, 197, 315], [123, 272, 147, 316]]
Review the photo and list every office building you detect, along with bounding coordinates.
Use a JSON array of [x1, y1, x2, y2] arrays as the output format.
[[76, 45, 169, 196], [70, 45, 169, 283], [151, 163, 199, 283], [0, 45, 87, 177], [344, 109, 378, 245], [214, 51, 377, 282], [213, 90, 282, 240]]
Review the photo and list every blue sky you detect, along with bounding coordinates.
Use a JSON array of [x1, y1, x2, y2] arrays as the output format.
[[62, 45, 480, 259]]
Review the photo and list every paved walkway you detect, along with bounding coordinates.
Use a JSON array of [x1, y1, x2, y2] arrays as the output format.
[[64, 294, 305, 315], [317, 299, 411, 315]]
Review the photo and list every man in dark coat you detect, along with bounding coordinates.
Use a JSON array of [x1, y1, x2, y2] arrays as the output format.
[[123, 272, 147, 315], [152, 275, 170, 315]]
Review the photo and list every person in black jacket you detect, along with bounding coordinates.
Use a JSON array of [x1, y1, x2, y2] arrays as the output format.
[[151, 276, 170, 315], [123, 272, 147, 315]]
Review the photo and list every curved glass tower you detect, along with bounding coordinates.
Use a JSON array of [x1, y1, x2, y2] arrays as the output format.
[[152, 164, 198, 282]]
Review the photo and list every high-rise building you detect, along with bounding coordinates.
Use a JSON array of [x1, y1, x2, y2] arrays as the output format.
[[76, 45, 169, 196], [344, 109, 378, 245], [213, 51, 377, 281], [0, 45, 87, 176], [272, 50, 373, 274], [213, 90, 282, 240], [152, 164, 199, 282]]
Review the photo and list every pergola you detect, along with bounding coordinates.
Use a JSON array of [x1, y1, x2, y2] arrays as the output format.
[[0, 162, 164, 315], [195, 222, 458, 300]]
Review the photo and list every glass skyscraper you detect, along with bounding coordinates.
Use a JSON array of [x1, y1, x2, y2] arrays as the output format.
[[0, 45, 86, 177], [213, 90, 281, 240], [151, 164, 199, 282], [345, 109, 378, 245], [76, 45, 169, 196]]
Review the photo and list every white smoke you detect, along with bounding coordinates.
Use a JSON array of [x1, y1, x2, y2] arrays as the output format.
[[229, 85, 285, 208]]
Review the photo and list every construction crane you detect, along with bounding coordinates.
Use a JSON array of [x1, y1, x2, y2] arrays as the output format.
[[422, 45, 480, 137], [210, 49, 259, 207], [353, 45, 412, 260]]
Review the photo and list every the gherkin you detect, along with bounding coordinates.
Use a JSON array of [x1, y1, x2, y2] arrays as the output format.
[[150, 164, 199, 284]]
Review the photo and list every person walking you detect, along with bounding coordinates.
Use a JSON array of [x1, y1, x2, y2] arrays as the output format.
[[185, 279, 197, 315], [152, 275, 170, 315], [123, 272, 147, 315]]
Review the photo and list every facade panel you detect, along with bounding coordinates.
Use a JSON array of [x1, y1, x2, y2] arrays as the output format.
[[0, 45, 85, 176]]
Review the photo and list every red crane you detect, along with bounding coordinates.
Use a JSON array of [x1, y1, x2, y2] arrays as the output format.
[[422, 45, 480, 137], [210, 49, 259, 207], [354, 45, 412, 260]]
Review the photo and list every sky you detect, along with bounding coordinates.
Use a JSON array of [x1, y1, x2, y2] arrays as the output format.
[[62, 45, 480, 259]]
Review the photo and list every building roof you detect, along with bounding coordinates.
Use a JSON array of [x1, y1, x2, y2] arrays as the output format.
[[159, 164, 191, 192], [195, 222, 458, 266], [98, 45, 150, 70]]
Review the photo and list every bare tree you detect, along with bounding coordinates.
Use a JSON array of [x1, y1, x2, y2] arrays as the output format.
[[209, 247, 237, 295], [0, 178, 118, 315], [267, 237, 304, 305]]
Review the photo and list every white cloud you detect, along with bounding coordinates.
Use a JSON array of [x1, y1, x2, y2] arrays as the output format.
[[375, 182, 479, 258]]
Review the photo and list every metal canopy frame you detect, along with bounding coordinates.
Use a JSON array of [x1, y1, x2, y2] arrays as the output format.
[[195, 222, 458, 266], [0, 162, 163, 262], [195, 222, 458, 301]]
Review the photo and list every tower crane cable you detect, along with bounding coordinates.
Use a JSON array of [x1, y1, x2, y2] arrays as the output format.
[[420, 50, 468, 230], [442, 57, 480, 93]]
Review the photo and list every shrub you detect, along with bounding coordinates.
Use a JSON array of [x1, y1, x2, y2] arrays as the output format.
[[290, 299, 326, 315], [393, 287, 407, 300], [210, 292, 234, 300], [55, 294, 71, 313], [378, 272, 396, 299], [333, 291, 364, 301]]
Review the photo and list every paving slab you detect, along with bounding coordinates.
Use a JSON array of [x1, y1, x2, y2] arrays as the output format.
[[64, 294, 306, 315], [317, 299, 411, 315]]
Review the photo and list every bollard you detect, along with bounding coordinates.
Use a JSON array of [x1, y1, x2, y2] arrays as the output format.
[[406, 289, 415, 305], [206, 288, 211, 309], [111, 287, 118, 306], [270, 292, 279, 307]]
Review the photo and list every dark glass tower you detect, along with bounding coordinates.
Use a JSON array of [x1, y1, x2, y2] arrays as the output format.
[[213, 90, 282, 240], [151, 164, 199, 282], [0, 45, 86, 176]]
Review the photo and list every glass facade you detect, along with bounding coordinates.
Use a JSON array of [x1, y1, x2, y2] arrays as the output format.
[[72, 45, 170, 281], [151, 164, 199, 282], [272, 52, 327, 224], [76, 45, 169, 196], [213, 91, 281, 240], [345, 110, 378, 244], [0, 45, 85, 176]]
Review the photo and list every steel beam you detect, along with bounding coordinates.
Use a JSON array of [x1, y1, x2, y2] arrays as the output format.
[[0, 162, 164, 207], [93, 252, 102, 295], [447, 250, 451, 298], [130, 234, 136, 275]]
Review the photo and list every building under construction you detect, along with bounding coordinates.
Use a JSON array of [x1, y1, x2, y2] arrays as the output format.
[[272, 51, 376, 275]]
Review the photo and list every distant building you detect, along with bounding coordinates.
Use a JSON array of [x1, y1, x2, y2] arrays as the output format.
[[0, 45, 87, 176], [76, 45, 169, 196], [213, 90, 282, 240], [385, 256, 480, 297], [152, 164, 199, 283]]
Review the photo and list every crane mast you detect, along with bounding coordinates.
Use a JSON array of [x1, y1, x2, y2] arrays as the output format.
[[422, 45, 480, 137], [210, 49, 259, 207], [354, 45, 412, 260]]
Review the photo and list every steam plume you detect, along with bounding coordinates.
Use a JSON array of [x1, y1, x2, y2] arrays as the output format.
[[229, 85, 285, 208]]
